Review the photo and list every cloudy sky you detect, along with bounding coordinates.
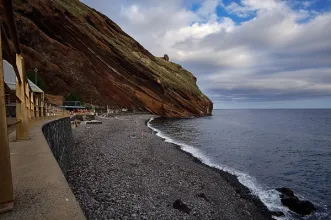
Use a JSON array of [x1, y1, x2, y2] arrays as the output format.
[[81, 0, 331, 109]]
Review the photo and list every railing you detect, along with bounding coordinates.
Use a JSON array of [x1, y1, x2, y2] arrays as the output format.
[[63, 101, 82, 107], [0, 0, 69, 213]]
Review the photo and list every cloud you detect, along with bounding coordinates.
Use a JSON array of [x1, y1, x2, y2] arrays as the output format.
[[222, 0, 283, 17], [197, 0, 220, 17], [81, 0, 331, 108]]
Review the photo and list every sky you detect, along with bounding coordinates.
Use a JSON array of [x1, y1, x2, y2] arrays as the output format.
[[81, 0, 331, 109]]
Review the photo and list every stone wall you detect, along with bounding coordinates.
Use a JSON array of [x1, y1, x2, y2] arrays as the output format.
[[42, 117, 73, 175]]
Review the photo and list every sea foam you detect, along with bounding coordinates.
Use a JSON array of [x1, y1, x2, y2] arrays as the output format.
[[147, 117, 290, 219]]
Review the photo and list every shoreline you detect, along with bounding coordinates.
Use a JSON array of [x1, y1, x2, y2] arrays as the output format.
[[146, 117, 273, 217], [67, 114, 273, 219], [171, 144, 272, 215]]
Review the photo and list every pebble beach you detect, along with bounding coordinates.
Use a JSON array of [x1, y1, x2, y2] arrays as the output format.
[[66, 114, 272, 220]]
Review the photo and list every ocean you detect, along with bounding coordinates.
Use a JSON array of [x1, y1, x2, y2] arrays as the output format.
[[148, 109, 331, 220]]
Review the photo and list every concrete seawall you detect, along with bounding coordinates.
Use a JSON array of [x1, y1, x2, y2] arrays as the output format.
[[42, 117, 74, 176], [1, 118, 85, 220]]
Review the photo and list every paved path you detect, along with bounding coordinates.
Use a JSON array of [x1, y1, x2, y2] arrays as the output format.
[[1, 118, 85, 220], [6, 117, 17, 134]]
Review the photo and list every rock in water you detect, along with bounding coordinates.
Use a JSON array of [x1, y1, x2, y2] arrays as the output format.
[[276, 187, 316, 215], [281, 198, 316, 216], [276, 187, 295, 197], [173, 199, 191, 214]]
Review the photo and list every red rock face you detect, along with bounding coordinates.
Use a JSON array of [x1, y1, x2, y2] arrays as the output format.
[[2, 0, 213, 117]]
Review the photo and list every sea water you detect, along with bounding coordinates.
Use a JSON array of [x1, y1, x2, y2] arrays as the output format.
[[148, 109, 331, 219]]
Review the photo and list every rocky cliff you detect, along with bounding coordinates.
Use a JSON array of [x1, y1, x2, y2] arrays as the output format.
[[2, 0, 213, 117]]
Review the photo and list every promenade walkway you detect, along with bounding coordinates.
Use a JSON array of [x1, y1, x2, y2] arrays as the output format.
[[1, 118, 85, 220]]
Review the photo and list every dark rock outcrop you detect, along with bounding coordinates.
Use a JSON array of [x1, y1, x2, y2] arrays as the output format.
[[173, 199, 191, 214], [276, 187, 316, 216], [277, 187, 295, 197], [0, 0, 213, 117], [163, 54, 169, 61]]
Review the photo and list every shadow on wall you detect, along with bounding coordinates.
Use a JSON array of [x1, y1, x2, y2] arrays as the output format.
[[42, 117, 74, 175]]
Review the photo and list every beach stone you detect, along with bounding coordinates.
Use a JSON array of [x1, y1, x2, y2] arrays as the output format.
[[270, 211, 284, 217], [173, 199, 191, 214], [196, 193, 209, 202], [276, 187, 316, 215], [242, 210, 251, 216]]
